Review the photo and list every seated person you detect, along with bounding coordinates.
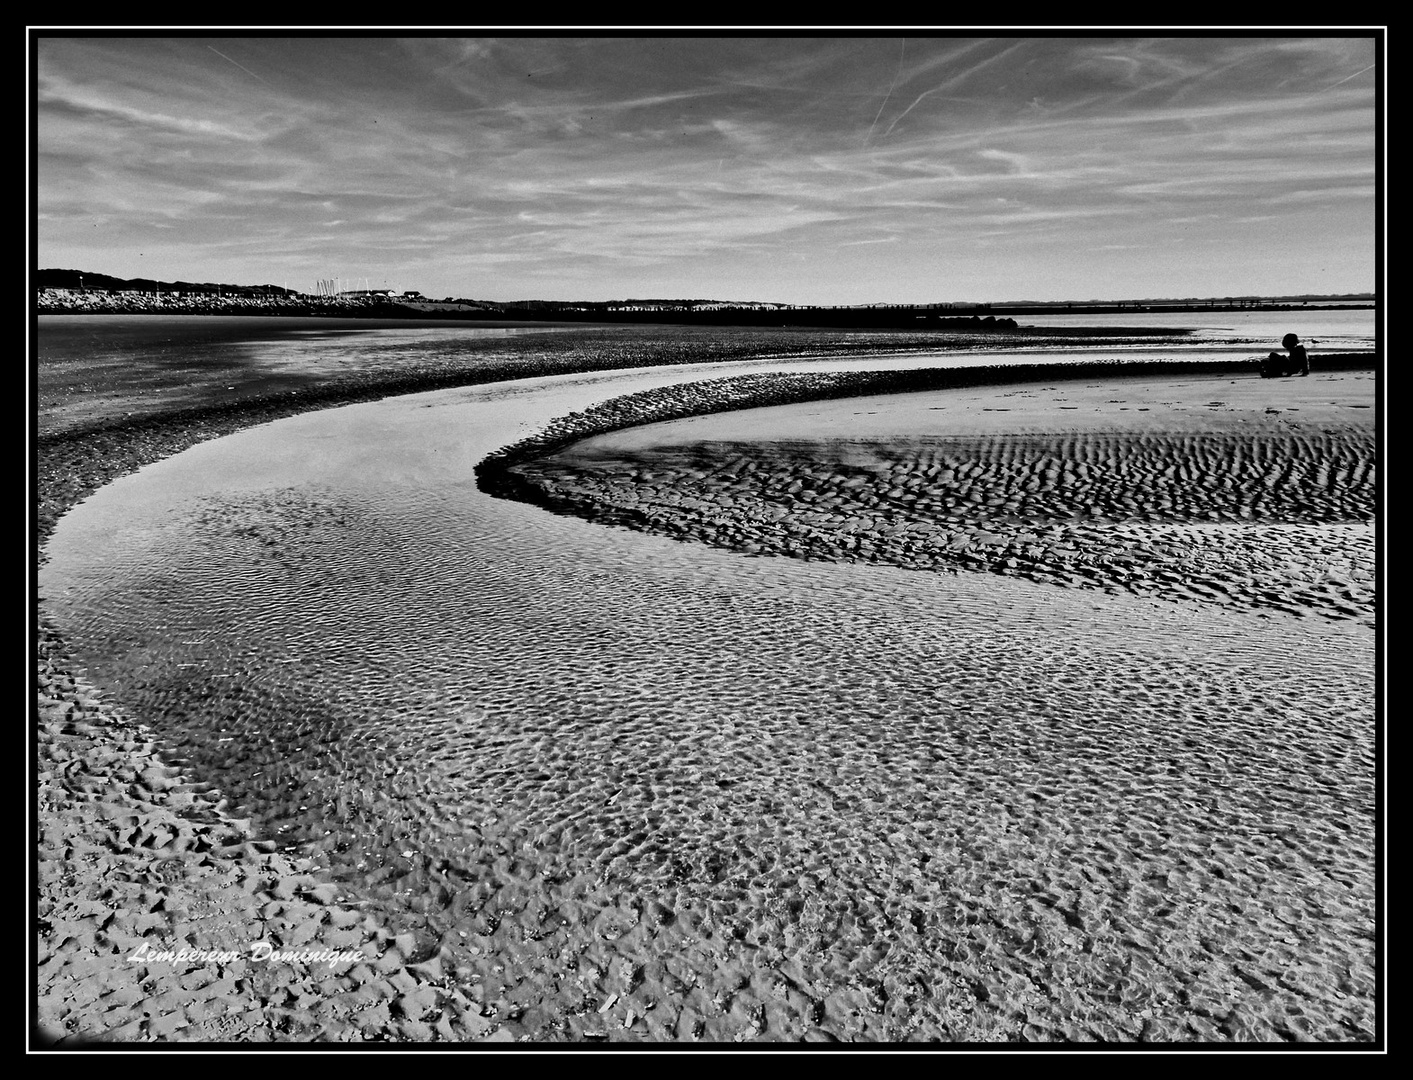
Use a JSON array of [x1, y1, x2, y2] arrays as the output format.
[[1262, 333, 1309, 378]]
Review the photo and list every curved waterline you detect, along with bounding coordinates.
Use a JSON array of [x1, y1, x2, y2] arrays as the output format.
[[38, 351, 1376, 1043]]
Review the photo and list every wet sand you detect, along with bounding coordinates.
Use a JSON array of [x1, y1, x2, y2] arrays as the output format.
[[518, 369, 1375, 626], [36, 355, 1378, 1045]]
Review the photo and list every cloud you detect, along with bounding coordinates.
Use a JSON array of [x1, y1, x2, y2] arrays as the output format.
[[37, 78, 256, 143], [35, 36, 1378, 303]]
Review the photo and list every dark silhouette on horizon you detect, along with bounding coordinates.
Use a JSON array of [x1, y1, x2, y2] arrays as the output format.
[[1262, 332, 1311, 378]]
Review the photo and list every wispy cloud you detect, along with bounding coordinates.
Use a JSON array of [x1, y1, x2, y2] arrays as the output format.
[[35, 34, 1378, 303]]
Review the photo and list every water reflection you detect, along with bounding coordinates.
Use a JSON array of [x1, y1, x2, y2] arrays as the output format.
[[37, 347, 1375, 1040]]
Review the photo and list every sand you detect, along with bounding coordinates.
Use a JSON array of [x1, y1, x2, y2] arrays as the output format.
[[515, 369, 1375, 626], [35, 354, 1378, 1046]]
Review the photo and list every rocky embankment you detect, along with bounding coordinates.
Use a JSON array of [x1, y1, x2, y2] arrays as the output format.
[[36, 290, 408, 317]]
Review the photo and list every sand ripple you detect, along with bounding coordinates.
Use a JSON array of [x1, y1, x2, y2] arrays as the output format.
[[515, 429, 1374, 627], [39, 360, 1376, 1043]]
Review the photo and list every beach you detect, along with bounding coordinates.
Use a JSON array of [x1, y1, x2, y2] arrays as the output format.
[[512, 367, 1375, 625], [36, 347, 1376, 1045]]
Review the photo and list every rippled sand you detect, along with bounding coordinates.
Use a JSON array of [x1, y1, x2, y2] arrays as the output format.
[[39, 362, 1377, 1043], [520, 371, 1374, 627]]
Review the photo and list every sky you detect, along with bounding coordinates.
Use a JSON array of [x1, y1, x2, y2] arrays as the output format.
[[33, 33, 1381, 306]]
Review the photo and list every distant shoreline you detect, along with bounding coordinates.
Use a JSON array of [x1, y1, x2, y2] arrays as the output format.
[[983, 302, 1374, 315], [38, 289, 1369, 329], [33, 292, 1021, 330]]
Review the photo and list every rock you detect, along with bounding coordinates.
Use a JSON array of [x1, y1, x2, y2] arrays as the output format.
[[393, 985, 438, 1020], [409, 956, 445, 982], [305, 883, 340, 905]]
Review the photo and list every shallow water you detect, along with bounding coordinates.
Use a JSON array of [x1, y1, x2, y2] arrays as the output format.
[[36, 309, 1375, 437], [38, 352, 1376, 1041], [1010, 308, 1375, 347]]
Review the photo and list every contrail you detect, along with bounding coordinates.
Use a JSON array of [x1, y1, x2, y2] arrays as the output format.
[[883, 40, 1027, 139], [864, 39, 906, 148], [208, 45, 272, 86], [1318, 63, 1375, 93]]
